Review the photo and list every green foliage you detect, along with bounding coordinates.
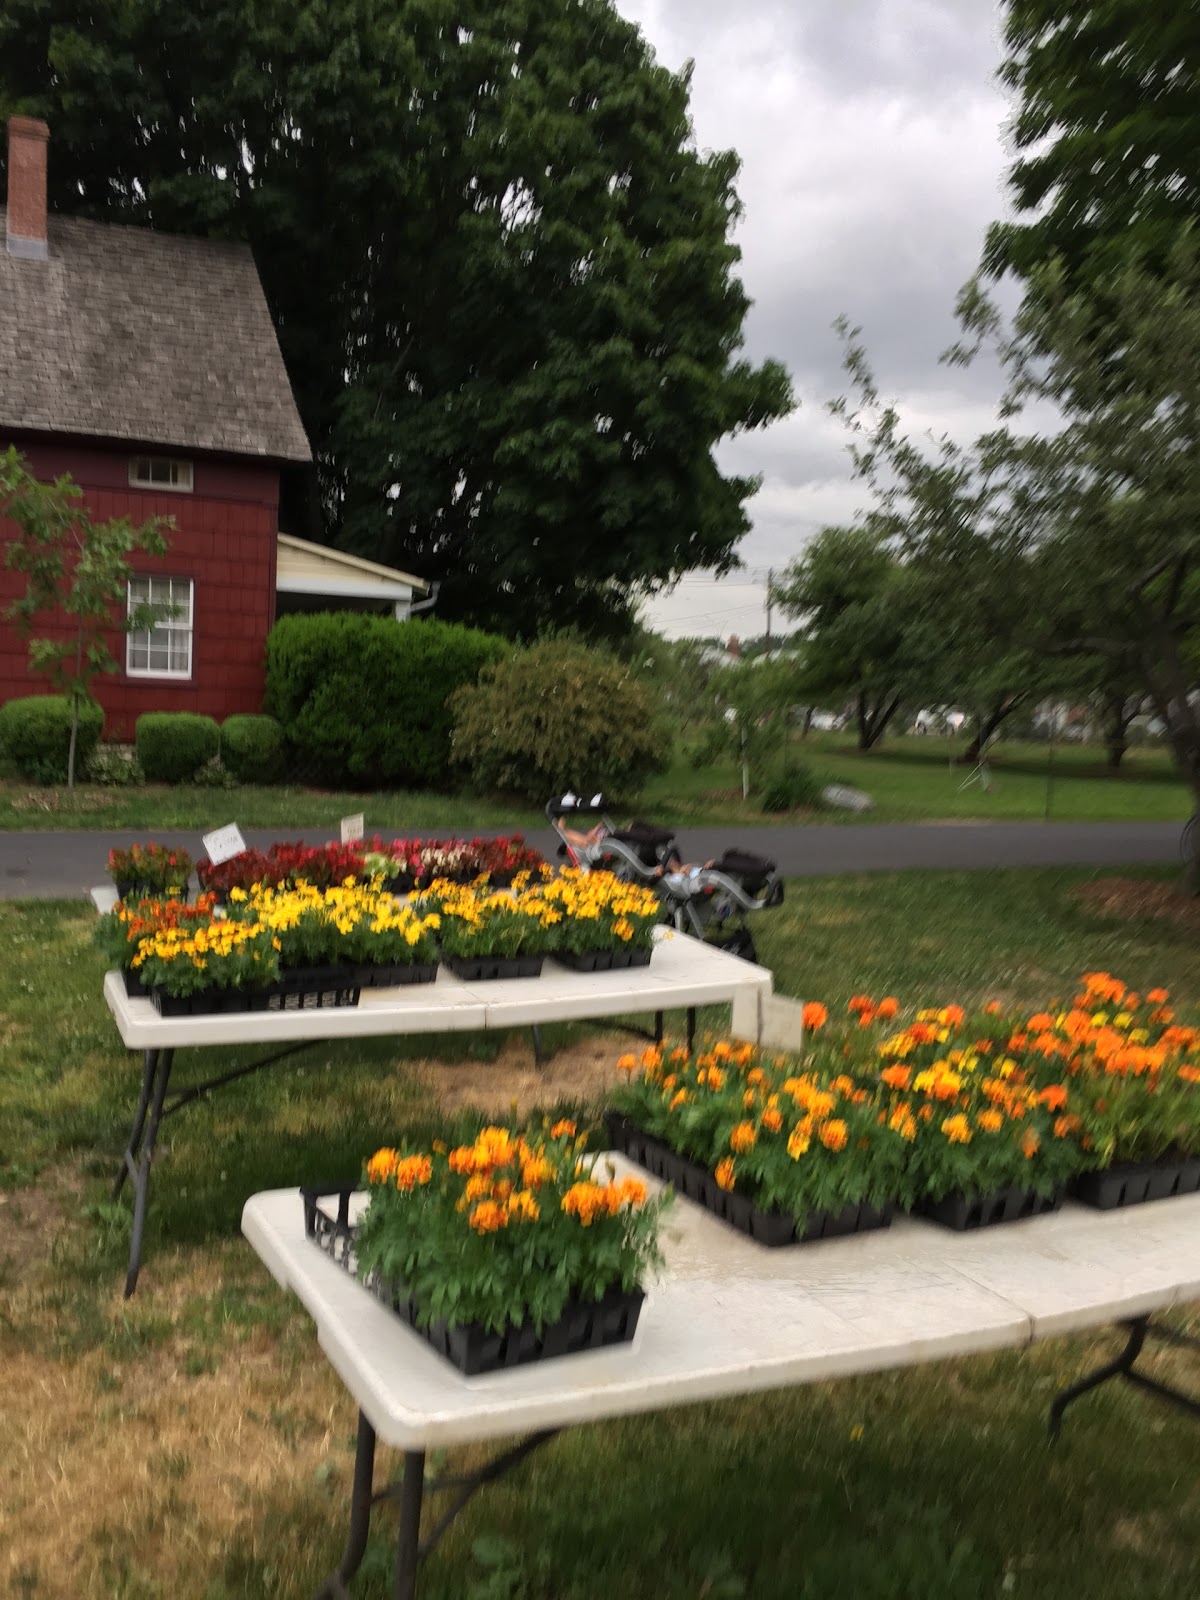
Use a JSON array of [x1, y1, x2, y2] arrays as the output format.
[[449, 638, 667, 803], [1, 1, 792, 639], [0, 694, 104, 781], [220, 715, 285, 784], [708, 656, 803, 793], [985, 3, 1200, 296], [0, 447, 169, 785], [84, 744, 145, 787], [136, 713, 221, 784], [264, 613, 505, 788], [759, 765, 824, 814]]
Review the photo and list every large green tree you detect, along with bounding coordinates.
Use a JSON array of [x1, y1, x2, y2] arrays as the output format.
[[985, 2, 1200, 292], [0, 0, 791, 637]]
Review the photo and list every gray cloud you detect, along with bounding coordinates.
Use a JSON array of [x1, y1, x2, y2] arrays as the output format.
[[616, 0, 1017, 634]]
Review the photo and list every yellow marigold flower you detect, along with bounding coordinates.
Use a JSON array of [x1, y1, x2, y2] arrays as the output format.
[[787, 1126, 811, 1160], [729, 1120, 757, 1153], [561, 1181, 606, 1226], [714, 1156, 736, 1191], [762, 1107, 783, 1133], [668, 1088, 689, 1111], [977, 1109, 1004, 1133], [941, 1114, 972, 1144], [506, 1189, 540, 1222]]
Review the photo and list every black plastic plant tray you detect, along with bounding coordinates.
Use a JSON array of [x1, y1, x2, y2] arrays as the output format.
[[605, 1112, 894, 1248], [152, 966, 361, 1016], [115, 880, 189, 903], [123, 968, 148, 998], [555, 948, 654, 973], [357, 961, 439, 988], [442, 953, 545, 981], [301, 1183, 643, 1376], [1072, 1155, 1200, 1211], [918, 1184, 1065, 1231]]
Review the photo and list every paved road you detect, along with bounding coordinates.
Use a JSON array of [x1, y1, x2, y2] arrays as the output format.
[[0, 820, 1184, 900]]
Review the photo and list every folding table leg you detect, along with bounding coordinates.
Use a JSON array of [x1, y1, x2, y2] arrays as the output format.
[[312, 1412, 378, 1599], [112, 1048, 158, 1199], [1049, 1316, 1200, 1439], [123, 1046, 175, 1298], [393, 1452, 427, 1600]]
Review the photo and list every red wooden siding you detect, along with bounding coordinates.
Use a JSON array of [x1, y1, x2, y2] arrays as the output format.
[[0, 434, 280, 738]]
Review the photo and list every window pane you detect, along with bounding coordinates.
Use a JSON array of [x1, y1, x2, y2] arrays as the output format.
[[168, 636, 190, 672], [148, 644, 170, 672], [128, 639, 149, 671]]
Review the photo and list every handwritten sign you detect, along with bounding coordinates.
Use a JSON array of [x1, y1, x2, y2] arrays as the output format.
[[202, 823, 247, 865], [340, 813, 365, 845]]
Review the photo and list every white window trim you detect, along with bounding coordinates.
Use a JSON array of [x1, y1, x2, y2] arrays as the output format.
[[129, 455, 194, 493], [126, 576, 195, 680]]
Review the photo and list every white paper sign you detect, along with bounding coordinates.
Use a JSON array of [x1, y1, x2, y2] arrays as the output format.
[[340, 813, 365, 845], [202, 823, 248, 865]]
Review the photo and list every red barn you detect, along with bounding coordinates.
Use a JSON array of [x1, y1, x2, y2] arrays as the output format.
[[0, 115, 319, 738]]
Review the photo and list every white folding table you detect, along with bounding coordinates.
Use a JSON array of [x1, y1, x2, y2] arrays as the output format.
[[243, 1163, 1200, 1600], [101, 928, 774, 1294]]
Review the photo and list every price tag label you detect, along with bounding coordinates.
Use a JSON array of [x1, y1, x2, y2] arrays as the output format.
[[340, 813, 365, 845], [202, 823, 248, 865]]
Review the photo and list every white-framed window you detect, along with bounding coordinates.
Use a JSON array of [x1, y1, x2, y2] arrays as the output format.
[[129, 455, 194, 492], [126, 576, 194, 678]]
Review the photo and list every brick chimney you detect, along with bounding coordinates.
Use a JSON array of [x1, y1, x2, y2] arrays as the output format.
[[6, 116, 50, 260]]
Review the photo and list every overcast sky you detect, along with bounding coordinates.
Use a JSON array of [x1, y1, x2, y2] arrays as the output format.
[[617, 0, 1015, 639]]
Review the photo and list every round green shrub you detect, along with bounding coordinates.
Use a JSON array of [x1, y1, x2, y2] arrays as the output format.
[[759, 764, 825, 814], [264, 614, 507, 787], [449, 638, 668, 803], [221, 714, 286, 784], [136, 712, 221, 784], [0, 694, 104, 781]]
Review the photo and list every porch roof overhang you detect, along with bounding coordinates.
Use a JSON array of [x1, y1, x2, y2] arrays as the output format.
[[275, 534, 429, 603]]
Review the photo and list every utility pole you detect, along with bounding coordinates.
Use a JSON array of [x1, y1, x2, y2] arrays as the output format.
[[765, 569, 773, 656]]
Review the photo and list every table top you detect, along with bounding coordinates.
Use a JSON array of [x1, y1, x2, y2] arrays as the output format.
[[101, 927, 773, 1049], [242, 1159, 1200, 1451]]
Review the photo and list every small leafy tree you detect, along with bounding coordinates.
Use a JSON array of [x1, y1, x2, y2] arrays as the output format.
[[0, 448, 170, 787], [710, 655, 805, 797]]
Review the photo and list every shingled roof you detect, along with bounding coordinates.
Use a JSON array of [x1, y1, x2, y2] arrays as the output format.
[[0, 207, 311, 463]]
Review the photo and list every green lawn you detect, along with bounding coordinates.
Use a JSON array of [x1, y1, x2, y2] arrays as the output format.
[[643, 734, 1192, 826], [0, 732, 1190, 833], [2, 867, 1198, 1597]]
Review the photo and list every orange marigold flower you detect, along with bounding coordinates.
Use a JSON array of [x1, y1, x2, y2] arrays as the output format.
[[876, 997, 899, 1020], [714, 1156, 736, 1191], [743, 1089, 757, 1109], [395, 1154, 433, 1191], [550, 1119, 577, 1139], [1021, 1128, 1040, 1160], [787, 1125, 811, 1159], [762, 1106, 784, 1133], [832, 1074, 855, 1095], [469, 1199, 508, 1233], [618, 1177, 648, 1208], [802, 1001, 829, 1030], [669, 1088, 689, 1111], [746, 1066, 766, 1087], [617, 1053, 637, 1074], [1150, 1007, 1175, 1024], [1038, 1084, 1069, 1112], [365, 1147, 400, 1185], [729, 1120, 757, 1153], [847, 994, 874, 1014], [561, 1181, 606, 1225], [881, 1065, 912, 1091], [889, 1106, 917, 1141], [1026, 1012, 1054, 1033], [520, 1155, 554, 1189], [506, 1188, 540, 1222], [1053, 1114, 1081, 1138], [984, 1001, 1001, 1015], [1179, 1065, 1200, 1084], [1147, 988, 1169, 1004], [641, 1046, 663, 1070], [977, 1109, 1003, 1134], [941, 1114, 972, 1145], [939, 1006, 965, 1028], [818, 1118, 848, 1152]]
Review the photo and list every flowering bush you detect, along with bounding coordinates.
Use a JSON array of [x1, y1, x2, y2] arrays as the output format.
[[611, 1033, 917, 1226], [541, 870, 661, 953], [107, 842, 193, 893], [234, 881, 441, 969], [354, 1122, 669, 1334]]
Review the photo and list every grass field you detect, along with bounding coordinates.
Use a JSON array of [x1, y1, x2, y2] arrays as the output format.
[[2, 866, 1199, 1598], [0, 733, 1190, 834]]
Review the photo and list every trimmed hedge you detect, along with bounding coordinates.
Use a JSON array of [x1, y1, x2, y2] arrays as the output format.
[[136, 712, 221, 784], [221, 714, 285, 784], [264, 614, 507, 787], [449, 638, 668, 803], [0, 694, 104, 781]]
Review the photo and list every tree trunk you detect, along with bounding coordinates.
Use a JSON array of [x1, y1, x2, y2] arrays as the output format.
[[67, 697, 79, 790], [1104, 691, 1139, 771], [1139, 634, 1200, 895], [860, 693, 901, 751], [856, 692, 870, 752], [961, 697, 1020, 763], [801, 707, 813, 741]]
